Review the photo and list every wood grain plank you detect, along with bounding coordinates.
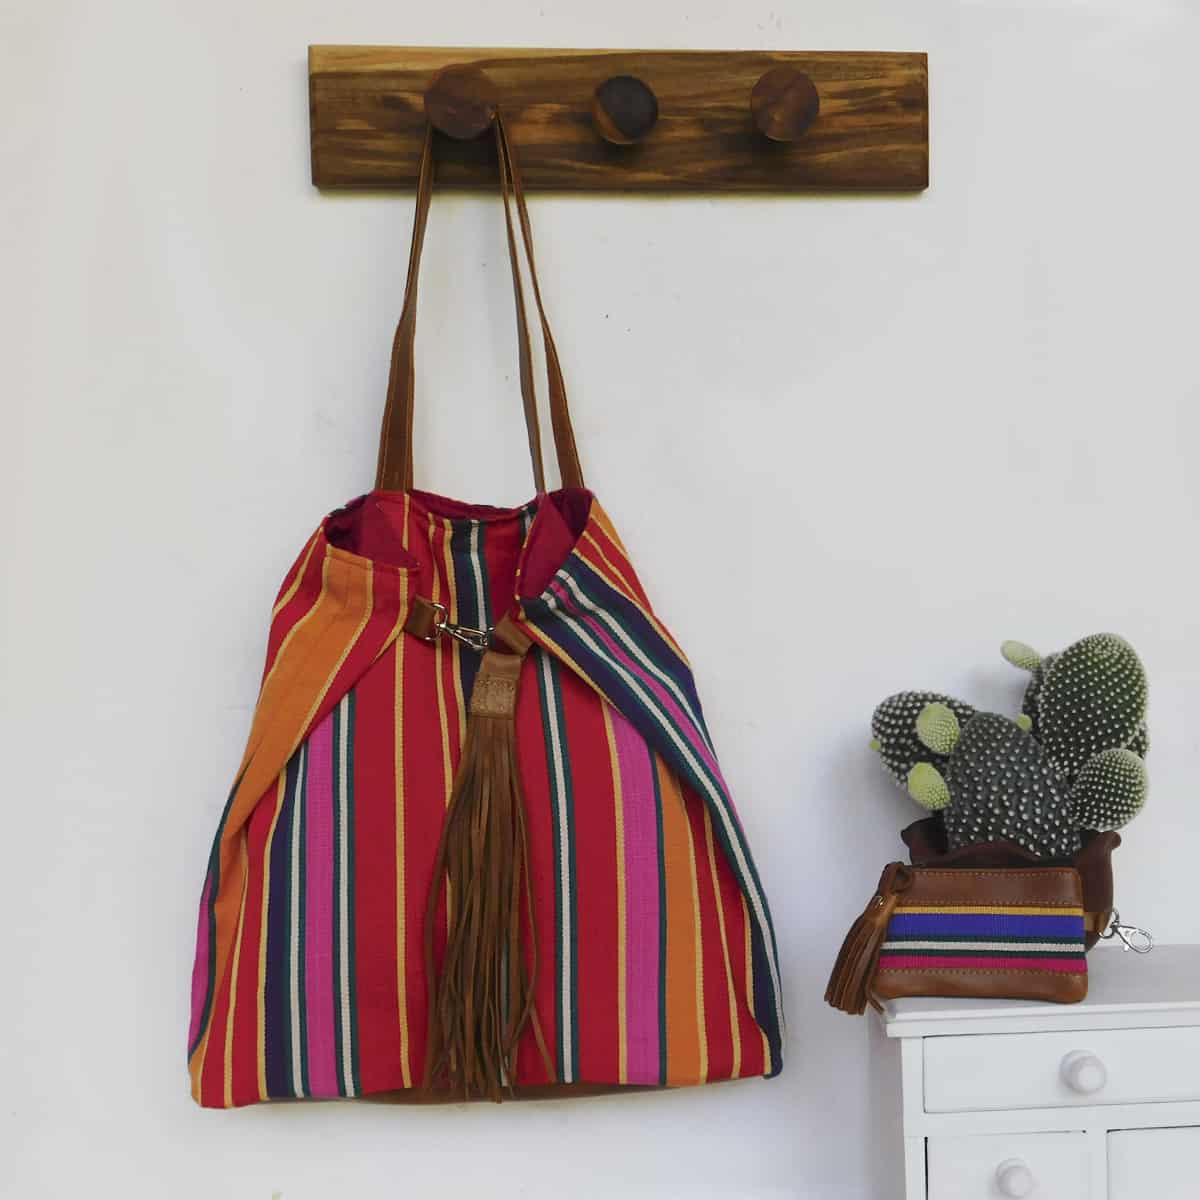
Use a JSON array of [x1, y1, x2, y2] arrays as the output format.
[[309, 46, 928, 192]]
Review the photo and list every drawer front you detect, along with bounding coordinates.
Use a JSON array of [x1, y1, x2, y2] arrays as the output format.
[[1109, 1128, 1200, 1200], [928, 1132, 1090, 1200], [924, 1025, 1200, 1112]]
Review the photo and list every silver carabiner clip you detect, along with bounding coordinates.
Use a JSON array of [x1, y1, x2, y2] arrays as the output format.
[[1099, 908, 1154, 954], [426, 602, 492, 653]]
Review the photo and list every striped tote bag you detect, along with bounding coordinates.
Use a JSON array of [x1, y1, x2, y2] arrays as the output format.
[[187, 116, 784, 1107]]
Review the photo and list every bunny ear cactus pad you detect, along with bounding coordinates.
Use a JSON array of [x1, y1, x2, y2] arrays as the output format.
[[870, 692, 977, 788], [1001, 640, 1060, 737], [1038, 633, 1148, 780], [1071, 748, 1148, 831], [936, 711, 1082, 859]]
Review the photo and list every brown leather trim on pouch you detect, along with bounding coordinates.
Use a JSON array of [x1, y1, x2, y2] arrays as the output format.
[[826, 862, 1089, 1013]]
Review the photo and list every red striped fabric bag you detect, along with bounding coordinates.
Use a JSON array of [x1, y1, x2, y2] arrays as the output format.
[[187, 115, 784, 1106]]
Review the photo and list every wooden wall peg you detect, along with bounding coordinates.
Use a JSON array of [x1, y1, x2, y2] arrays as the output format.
[[751, 66, 820, 142], [309, 46, 929, 192], [592, 75, 659, 145], [425, 65, 496, 139]]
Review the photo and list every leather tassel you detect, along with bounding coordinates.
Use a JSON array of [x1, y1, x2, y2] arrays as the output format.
[[825, 863, 913, 1015], [422, 637, 552, 1100]]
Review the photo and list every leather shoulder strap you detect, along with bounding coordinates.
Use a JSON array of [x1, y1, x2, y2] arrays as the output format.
[[375, 115, 584, 494]]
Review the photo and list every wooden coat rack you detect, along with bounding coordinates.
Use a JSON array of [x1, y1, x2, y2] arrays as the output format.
[[309, 46, 929, 192]]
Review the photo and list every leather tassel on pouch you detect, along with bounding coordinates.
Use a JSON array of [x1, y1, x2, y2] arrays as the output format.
[[421, 619, 553, 1100], [825, 863, 913, 1015]]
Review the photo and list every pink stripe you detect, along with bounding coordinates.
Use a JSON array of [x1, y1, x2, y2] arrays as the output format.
[[549, 579, 728, 792], [303, 714, 339, 1097], [612, 708, 661, 1085], [188, 873, 213, 1047], [879, 955, 1087, 973]]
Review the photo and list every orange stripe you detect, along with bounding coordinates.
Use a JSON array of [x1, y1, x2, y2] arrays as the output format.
[[602, 705, 628, 1084], [656, 758, 704, 1085], [239, 554, 339, 777], [702, 804, 741, 1080]]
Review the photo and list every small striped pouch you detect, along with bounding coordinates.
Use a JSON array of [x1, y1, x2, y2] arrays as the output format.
[[826, 864, 1088, 1012]]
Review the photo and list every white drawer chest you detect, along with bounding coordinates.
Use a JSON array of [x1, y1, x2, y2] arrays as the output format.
[[878, 944, 1200, 1199]]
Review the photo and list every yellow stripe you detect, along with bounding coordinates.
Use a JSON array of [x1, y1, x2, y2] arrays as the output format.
[[223, 834, 251, 1107], [702, 805, 739, 1080], [430, 513, 454, 811], [256, 772, 287, 1100], [394, 570, 412, 1089], [581, 529, 638, 598], [683, 789, 708, 1083], [428, 515, 455, 932], [272, 531, 319, 618], [742, 893, 769, 1073], [897, 906, 1086, 916], [296, 568, 374, 739], [603, 705, 628, 1085]]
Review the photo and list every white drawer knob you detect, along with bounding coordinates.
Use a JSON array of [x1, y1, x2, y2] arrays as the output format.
[[1060, 1049, 1108, 1094], [995, 1158, 1036, 1197]]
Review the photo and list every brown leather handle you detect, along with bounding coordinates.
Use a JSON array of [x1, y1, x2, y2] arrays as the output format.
[[375, 114, 584, 494]]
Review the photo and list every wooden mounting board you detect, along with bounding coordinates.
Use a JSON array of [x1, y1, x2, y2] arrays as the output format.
[[309, 46, 929, 192]]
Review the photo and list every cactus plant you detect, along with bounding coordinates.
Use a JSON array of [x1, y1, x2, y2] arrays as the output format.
[[1070, 747, 1148, 831], [908, 704, 1081, 859], [870, 692, 976, 789], [1002, 634, 1149, 779]]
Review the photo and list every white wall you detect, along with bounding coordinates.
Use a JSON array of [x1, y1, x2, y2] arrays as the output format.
[[5, 1, 1199, 1197]]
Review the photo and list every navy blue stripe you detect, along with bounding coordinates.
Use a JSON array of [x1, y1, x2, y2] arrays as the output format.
[[188, 776, 240, 1059], [524, 590, 784, 1074], [449, 521, 488, 700], [558, 557, 708, 730], [264, 755, 300, 1097]]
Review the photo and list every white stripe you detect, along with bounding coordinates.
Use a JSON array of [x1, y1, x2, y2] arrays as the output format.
[[883, 941, 1080, 955], [337, 695, 356, 1096], [539, 649, 574, 1082], [547, 601, 785, 1043], [555, 569, 715, 756], [469, 522, 488, 625], [289, 746, 306, 1097]]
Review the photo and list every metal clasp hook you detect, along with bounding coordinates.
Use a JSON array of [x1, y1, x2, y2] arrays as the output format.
[[1100, 908, 1155, 954], [427, 601, 492, 653]]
